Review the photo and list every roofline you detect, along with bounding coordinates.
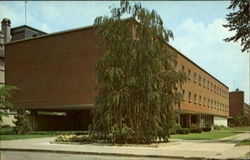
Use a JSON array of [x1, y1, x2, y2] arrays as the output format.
[[11, 25, 47, 34], [166, 43, 229, 89], [6, 25, 95, 45], [6, 21, 229, 89]]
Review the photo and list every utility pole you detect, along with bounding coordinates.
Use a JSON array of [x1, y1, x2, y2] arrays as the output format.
[[25, 1, 28, 25]]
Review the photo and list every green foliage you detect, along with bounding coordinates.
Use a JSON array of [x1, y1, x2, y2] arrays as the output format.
[[13, 109, 31, 135], [223, 0, 250, 53], [55, 134, 92, 143], [202, 127, 212, 132], [176, 128, 190, 134], [0, 85, 17, 126], [90, 1, 186, 144], [0, 125, 14, 135], [213, 125, 227, 130], [229, 108, 250, 127], [190, 127, 202, 133]]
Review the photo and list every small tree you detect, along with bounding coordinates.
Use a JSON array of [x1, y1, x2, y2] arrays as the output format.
[[13, 109, 31, 135], [223, 0, 250, 53], [0, 85, 17, 126], [90, 1, 186, 143]]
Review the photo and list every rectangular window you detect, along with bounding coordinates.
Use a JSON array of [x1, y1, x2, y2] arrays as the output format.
[[188, 92, 192, 102], [199, 76, 201, 85], [203, 97, 206, 106], [188, 69, 191, 80], [208, 99, 210, 107], [174, 61, 177, 71], [203, 79, 206, 88], [199, 96, 202, 105], [194, 94, 197, 104], [210, 83, 213, 91], [182, 90, 185, 101], [217, 87, 219, 95], [194, 73, 197, 83], [182, 65, 185, 72], [214, 85, 216, 93], [207, 81, 210, 89], [211, 100, 213, 108]]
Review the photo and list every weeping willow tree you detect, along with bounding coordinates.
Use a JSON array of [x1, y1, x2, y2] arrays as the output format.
[[90, 1, 186, 144]]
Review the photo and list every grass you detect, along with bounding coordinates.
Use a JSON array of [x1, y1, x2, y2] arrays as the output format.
[[0, 134, 56, 140], [235, 138, 250, 146], [218, 126, 250, 132], [171, 130, 238, 140], [0, 128, 88, 141], [171, 126, 250, 140]]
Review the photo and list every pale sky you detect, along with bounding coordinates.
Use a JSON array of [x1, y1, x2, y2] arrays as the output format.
[[0, 1, 249, 104]]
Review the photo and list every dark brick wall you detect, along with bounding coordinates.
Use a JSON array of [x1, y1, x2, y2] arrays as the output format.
[[229, 91, 244, 116], [6, 27, 103, 109]]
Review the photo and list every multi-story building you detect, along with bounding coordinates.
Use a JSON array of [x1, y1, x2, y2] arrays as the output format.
[[0, 18, 46, 126], [4, 21, 229, 130]]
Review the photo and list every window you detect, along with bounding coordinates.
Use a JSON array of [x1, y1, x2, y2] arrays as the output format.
[[203, 97, 206, 106], [207, 81, 210, 89], [194, 94, 197, 104], [199, 76, 201, 85], [174, 61, 177, 71], [193, 73, 197, 83], [217, 87, 219, 95], [182, 65, 185, 72], [203, 79, 206, 87], [208, 99, 210, 107], [188, 69, 191, 80], [210, 83, 213, 91], [214, 85, 216, 93], [188, 92, 192, 102], [182, 90, 186, 101], [199, 96, 202, 105]]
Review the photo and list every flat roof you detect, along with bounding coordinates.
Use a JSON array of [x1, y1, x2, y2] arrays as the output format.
[[11, 25, 47, 34], [6, 23, 229, 89]]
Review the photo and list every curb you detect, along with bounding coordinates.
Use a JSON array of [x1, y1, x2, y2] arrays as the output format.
[[0, 148, 203, 160]]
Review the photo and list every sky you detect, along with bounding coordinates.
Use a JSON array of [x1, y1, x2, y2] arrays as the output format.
[[0, 1, 249, 104]]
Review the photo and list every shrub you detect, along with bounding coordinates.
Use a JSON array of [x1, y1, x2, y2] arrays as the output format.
[[0, 125, 14, 135], [176, 128, 190, 134], [202, 127, 212, 132], [190, 127, 202, 133], [13, 109, 31, 135], [55, 134, 92, 143], [213, 125, 227, 130], [170, 124, 182, 135]]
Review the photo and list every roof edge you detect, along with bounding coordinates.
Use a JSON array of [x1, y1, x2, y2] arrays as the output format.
[[6, 21, 229, 89]]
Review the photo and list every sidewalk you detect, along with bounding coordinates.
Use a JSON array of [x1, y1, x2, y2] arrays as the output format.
[[1, 132, 250, 160]]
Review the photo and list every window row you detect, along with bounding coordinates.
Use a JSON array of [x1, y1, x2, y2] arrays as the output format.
[[179, 64, 228, 99], [182, 90, 229, 112]]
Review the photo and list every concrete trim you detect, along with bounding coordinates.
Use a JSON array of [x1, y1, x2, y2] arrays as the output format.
[[15, 104, 94, 110]]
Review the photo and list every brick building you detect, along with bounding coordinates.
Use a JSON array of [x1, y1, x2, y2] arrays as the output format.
[[0, 18, 46, 126], [5, 22, 229, 130], [229, 89, 244, 117]]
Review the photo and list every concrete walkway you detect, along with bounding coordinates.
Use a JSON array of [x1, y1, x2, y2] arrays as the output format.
[[1, 132, 250, 160]]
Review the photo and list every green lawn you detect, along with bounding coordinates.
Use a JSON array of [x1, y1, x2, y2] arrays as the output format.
[[0, 134, 56, 140], [218, 126, 250, 132], [0, 130, 88, 141], [170, 126, 250, 140], [235, 138, 250, 146]]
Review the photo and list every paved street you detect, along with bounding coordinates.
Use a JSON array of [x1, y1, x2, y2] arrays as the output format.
[[1, 132, 250, 160], [1, 151, 187, 160]]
